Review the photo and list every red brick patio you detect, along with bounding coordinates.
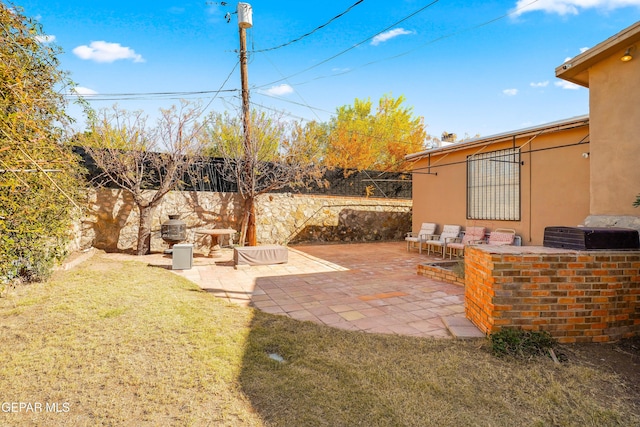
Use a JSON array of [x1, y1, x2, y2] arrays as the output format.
[[167, 241, 481, 338]]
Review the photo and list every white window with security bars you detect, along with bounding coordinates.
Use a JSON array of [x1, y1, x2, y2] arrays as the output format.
[[466, 148, 521, 221]]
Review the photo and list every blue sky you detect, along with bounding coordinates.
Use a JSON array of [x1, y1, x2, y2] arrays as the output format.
[[17, 0, 640, 139]]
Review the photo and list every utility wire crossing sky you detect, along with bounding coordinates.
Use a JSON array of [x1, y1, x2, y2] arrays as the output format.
[[18, 0, 640, 138]]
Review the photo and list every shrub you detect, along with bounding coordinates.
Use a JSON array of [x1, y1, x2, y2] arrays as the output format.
[[0, 4, 84, 286], [490, 328, 557, 359], [452, 259, 465, 278]]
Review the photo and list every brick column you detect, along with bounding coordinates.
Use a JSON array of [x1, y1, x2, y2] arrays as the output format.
[[464, 245, 640, 343]]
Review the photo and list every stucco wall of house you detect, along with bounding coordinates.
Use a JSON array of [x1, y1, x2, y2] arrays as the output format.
[[589, 50, 640, 216], [411, 126, 590, 245]]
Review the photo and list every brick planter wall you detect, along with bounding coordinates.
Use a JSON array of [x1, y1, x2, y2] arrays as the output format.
[[465, 245, 640, 343], [417, 262, 465, 287]]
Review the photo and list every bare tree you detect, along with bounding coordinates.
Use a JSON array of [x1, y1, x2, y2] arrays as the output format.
[[203, 109, 326, 246], [80, 101, 206, 255]]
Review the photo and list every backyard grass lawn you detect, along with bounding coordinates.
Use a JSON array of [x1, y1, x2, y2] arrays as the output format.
[[1, 254, 638, 426]]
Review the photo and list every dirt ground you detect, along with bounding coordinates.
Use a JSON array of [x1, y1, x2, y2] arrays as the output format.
[[561, 336, 640, 405]]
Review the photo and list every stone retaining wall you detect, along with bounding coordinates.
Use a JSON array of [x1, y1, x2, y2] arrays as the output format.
[[465, 245, 640, 343], [80, 188, 411, 253]]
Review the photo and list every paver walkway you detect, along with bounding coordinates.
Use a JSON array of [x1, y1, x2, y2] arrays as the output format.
[[168, 241, 476, 338], [103, 241, 482, 338]]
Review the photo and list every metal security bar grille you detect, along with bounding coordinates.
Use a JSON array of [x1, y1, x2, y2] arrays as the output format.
[[467, 148, 521, 220]]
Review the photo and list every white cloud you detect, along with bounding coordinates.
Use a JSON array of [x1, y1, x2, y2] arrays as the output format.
[[512, 0, 640, 17], [264, 84, 294, 96], [530, 81, 549, 88], [71, 86, 98, 96], [35, 35, 55, 44], [555, 80, 582, 90], [579, 47, 590, 53], [503, 88, 519, 96], [371, 28, 413, 46], [73, 41, 144, 63]]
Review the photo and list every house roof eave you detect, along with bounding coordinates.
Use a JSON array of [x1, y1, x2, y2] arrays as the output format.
[[405, 115, 589, 161], [555, 21, 640, 87]]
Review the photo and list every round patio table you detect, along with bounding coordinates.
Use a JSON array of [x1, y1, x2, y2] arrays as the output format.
[[195, 229, 236, 258]]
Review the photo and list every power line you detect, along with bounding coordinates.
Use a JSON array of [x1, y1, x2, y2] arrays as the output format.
[[255, 91, 335, 116], [199, 60, 240, 118], [250, 96, 432, 159], [61, 1, 542, 109], [249, 100, 315, 123], [65, 89, 238, 101], [60, 0, 543, 138], [257, 49, 327, 122], [256, 0, 441, 90], [253, 95, 429, 152], [251, 0, 366, 53], [257, 0, 540, 91], [64, 59, 242, 104], [347, 0, 543, 69], [253, 91, 434, 151], [67, 89, 238, 97]]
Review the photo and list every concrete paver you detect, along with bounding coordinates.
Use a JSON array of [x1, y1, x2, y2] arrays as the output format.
[[107, 241, 483, 339]]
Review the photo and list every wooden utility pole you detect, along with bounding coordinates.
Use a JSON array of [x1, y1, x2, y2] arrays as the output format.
[[237, 3, 257, 246], [239, 22, 251, 153]]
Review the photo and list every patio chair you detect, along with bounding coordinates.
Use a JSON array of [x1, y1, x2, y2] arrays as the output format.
[[477, 228, 516, 246], [405, 222, 437, 254], [445, 226, 486, 258], [424, 224, 462, 258]]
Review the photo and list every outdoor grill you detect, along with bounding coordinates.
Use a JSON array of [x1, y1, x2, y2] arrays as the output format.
[[161, 214, 187, 248], [543, 226, 640, 250]]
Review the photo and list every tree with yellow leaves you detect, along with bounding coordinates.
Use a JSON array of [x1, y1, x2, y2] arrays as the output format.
[[324, 95, 430, 171]]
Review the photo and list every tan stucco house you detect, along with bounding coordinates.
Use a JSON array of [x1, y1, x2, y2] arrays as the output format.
[[406, 21, 640, 245]]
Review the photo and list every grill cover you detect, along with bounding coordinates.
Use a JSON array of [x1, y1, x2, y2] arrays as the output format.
[[543, 226, 640, 250], [234, 245, 288, 266]]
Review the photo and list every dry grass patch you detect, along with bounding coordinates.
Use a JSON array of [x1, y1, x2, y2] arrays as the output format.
[[240, 314, 639, 426], [0, 253, 638, 426], [0, 255, 261, 426]]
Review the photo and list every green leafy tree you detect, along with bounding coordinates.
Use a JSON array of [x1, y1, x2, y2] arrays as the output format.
[[201, 109, 325, 246], [79, 102, 207, 255], [324, 95, 430, 171], [286, 120, 329, 165], [204, 110, 281, 160], [0, 3, 84, 286]]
